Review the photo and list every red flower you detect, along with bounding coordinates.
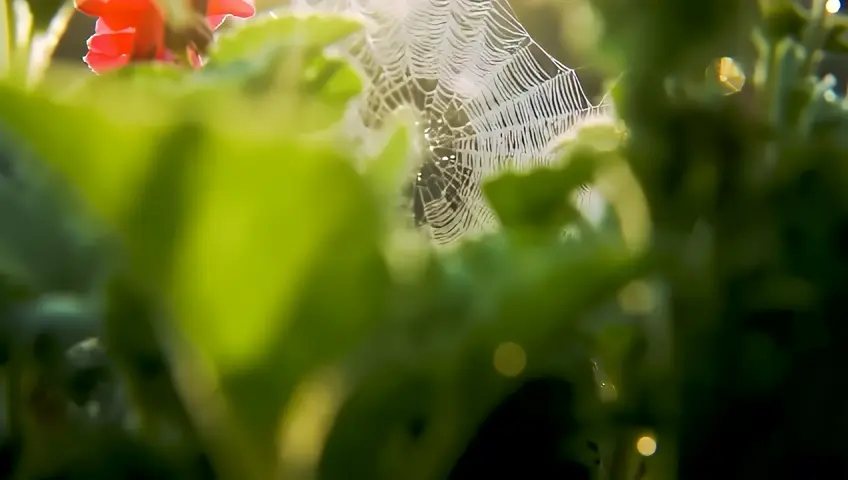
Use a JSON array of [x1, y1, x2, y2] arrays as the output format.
[[75, 0, 255, 73]]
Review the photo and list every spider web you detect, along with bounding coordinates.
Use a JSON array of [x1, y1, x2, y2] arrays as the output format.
[[292, 0, 607, 244]]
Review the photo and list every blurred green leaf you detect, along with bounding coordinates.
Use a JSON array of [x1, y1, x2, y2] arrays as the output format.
[[87, 63, 189, 90], [208, 12, 363, 66], [0, 70, 393, 474], [299, 53, 362, 107], [362, 116, 416, 215], [202, 12, 363, 128], [483, 153, 594, 232], [0, 83, 173, 227], [0, 129, 106, 293], [80, 96, 385, 475]]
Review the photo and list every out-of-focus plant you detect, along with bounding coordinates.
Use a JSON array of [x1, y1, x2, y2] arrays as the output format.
[[1, 0, 848, 479], [587, 0, 848, 477]]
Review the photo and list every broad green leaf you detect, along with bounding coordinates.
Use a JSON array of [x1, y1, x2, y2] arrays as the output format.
[[0, 134, 105, 293], [6, 73, 392, 474], [92, 100, 389, 474], [118, 119, 206, 286], [166, 129, 383, 366], [0, 83, 171, 227]]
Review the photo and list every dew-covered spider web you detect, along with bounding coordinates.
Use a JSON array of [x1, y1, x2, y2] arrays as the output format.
[[292, 0, 609, 245]]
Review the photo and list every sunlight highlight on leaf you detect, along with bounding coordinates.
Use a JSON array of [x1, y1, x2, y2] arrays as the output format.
[[277, 368, 348, 477]]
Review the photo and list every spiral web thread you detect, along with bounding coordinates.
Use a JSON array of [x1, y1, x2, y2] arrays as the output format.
[[292, 0, 607, 245]]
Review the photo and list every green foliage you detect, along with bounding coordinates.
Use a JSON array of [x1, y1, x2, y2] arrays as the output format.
[[2, 0, 848, 479], [484, 158, 591, 233]]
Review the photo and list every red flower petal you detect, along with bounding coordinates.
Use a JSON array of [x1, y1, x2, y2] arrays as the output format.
[[76, 0, 160, 31], [88, 30, 136, 56], [83, 50, 131, 73], [79, 0, 254, 72], [126, 7, 166, 59], [207, 0, 254, 18], [206, 14, 228, 30], [95, 17, 117, 33]]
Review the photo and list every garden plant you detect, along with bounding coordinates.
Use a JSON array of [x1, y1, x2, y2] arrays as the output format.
[[0, 0, 848, 478]]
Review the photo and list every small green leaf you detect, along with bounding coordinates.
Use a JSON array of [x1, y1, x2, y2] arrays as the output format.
[[208, 12, 363, 67], [362, 114, 416, 211], [300, 54, 362, 106], [483, 152, 595, 231], [202, 13, 363, 125]]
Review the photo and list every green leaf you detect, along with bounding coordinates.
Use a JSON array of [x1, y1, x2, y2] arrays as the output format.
[[0, 83, 173, 228], [56, 92, 387, 474], [4, 70, 391, 474], [0, 86, 176, 227], [171, 137, 386, 474], [203, 13, 363, 126], [93, 63, 188, 86], [361, 114, 417, 217], [0, 132, 106, 293], [300, 53, 362, 107], [208, 12, 363, 67], [483, 152, 595, 232]]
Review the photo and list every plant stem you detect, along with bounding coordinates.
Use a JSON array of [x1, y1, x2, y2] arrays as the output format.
[[7, 0, 32, 85], [0, 0, 10, 78], [27, 0, 74, 86], [800, 0, 827, 77]]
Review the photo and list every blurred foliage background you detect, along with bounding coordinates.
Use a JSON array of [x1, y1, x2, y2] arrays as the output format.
[[3, 0, 848, 479]]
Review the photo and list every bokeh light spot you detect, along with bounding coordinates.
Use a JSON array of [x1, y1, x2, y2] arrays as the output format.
[[710, 57, 746, 95], [636, 436, 657, 456], [493, 342, 526, 377], [826, 0, 841, 14], [618, 280, 656, 314]]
